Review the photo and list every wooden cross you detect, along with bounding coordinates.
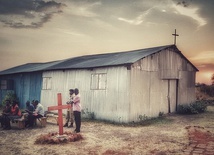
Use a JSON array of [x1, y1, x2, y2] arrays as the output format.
[[172, 29, 179, 45], [48, 93, 71, 135]]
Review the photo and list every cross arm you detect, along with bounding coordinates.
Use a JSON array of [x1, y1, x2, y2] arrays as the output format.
[[48, 104, 72, 111]]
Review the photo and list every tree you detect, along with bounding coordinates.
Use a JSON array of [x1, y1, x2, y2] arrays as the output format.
[[212, 73, 214, 85]]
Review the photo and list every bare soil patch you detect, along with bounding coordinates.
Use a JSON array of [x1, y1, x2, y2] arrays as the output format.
[[0, 106, 213, 155]]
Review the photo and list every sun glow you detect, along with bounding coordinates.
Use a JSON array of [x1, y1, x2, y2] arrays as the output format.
[[196, 72, 213, 85]]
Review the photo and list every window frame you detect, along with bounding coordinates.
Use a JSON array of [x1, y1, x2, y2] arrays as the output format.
[[90, 73, 107, 90], [42, 77, 52, 90], [0, 80, 7, 90]]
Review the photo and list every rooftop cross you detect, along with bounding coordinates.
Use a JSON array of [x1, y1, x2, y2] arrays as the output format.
[[172, 29, 179, 45]]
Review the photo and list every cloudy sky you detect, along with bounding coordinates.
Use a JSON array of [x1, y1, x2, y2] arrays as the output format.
[[0, 0, 213, 84]]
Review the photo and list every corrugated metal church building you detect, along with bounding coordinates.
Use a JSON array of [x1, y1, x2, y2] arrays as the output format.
[[0, 45, 198, 122]]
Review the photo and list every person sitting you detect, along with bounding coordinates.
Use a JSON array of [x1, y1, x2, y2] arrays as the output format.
[[25, 100, 44, 127], [3, 101, 22, 130], [31, 100, 36, 109], [0, 100, 11, 128], [25, 101, 35, 114], [22, 101, 35, 122]]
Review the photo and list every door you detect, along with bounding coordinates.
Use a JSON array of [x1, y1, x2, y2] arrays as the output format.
[[168, 79, 178, 113]]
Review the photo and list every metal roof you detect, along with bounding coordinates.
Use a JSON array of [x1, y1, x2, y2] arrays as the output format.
[[0, 61, 62, 75], [0, 44, 198, 75], [46, 44, 171, 70]]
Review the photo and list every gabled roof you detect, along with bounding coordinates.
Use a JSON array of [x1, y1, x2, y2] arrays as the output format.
[[0, 44, 198, 75]]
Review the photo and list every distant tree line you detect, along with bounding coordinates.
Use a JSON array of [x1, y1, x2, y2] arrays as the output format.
[[212, 73, 214, 85], [196, 73, 214, 97]]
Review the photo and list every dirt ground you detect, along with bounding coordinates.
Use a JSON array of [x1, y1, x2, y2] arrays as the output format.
[[0, 106, 213, 155]]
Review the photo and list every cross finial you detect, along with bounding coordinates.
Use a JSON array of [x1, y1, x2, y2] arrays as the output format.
[[172, 29, 179, 45]]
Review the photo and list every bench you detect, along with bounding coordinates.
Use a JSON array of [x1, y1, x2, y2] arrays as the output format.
[[14, 118, 25, 129], [35, 117, 47, 127], [45, 113, 59, 125]]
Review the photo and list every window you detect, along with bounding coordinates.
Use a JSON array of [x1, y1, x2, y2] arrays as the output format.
[[91, 73, 107, 90], [42, 77, 52, 90], [1, 80, 7, 90], [0, 80, 13, 90]]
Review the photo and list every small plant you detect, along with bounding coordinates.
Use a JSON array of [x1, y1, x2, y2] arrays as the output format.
[[159, 112, 164, 117], [82, 108, 95, 120], [1, 91, 19, 107], [137, 114, 172, 126], [88, 112, 95, 120], [138, 114, 148, 121], [177, 101, 207, 114]]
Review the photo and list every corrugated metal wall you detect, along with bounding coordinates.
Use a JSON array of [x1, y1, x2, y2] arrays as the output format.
[[178, 71, 196, 104], [129, 48, 197, 122], [41, 48, 197, 123], [41, 66, 130, 123], [0, 72, 42, 108], [129, 63, 169, 121]]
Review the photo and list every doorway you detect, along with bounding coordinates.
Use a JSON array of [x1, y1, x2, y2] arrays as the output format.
[[167, 79, 178, 113]]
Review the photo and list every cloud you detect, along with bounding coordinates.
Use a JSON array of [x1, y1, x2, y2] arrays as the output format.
[[176, 0, 189, 7], [64, 1, 101, 17], [56, 28, 86, 37], [173, 1, 207, 28], [0, 0, 65, 28], [117, 8, 152, 25], [189, 51, 214, 63], [190, 51, 214, 78], [196, 63, 214, 71]]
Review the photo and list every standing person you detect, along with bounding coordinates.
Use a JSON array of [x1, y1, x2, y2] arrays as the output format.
[[73, 88, 81, 133], [26, 100, 44, 127], [64, 89, 75, 128]]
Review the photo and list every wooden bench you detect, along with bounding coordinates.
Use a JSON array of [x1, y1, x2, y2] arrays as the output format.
[[35, 117, 47, 127], [45, 113, 59, 125], [10, 114, 47, 129], [14, 118, 25, 129]]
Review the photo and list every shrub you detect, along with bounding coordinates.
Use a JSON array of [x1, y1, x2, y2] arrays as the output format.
[[177, 101, 207, 114], [82, 108, 95, 120], [190, 101, 207, 113], [1, 91, 19, 107], [177, 104, 191, 114]]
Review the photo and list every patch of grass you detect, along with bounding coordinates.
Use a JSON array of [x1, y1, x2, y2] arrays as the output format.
[[132, 115, 174, 126], [82, 115, 174, 128], [81, 111, 174, 127]]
